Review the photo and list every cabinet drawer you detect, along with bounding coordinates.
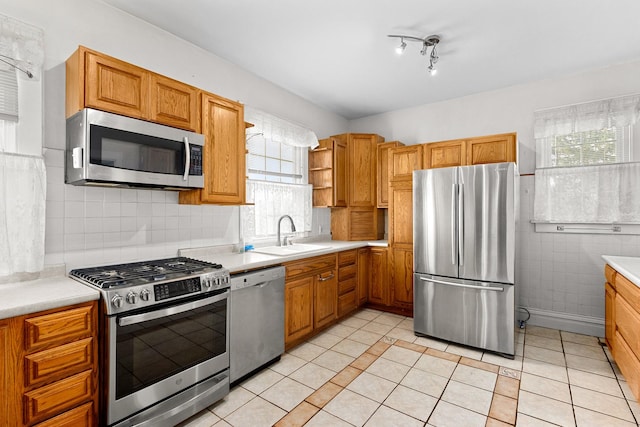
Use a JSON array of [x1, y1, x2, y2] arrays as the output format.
[[285, 254, 336, 280], [23, 370, 93, 425], [613, 331, 640, 402], [338, 250, 357, 266], [615, 272, 640, 313], [338, 264, 357, 281], [338, 277, 356, 295], [25, 338, 94, 389], [25, 304, 95, 353], [338, 290, 357, 317], [33, 401, 94, 427], [615, 296, 640, 360], [605, 264, 617, 288]]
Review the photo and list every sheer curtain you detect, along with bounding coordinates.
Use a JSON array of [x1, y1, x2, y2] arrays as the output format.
[[0, 153, 46, 275]]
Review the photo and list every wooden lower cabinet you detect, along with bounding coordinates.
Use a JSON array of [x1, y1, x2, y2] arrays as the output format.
[[368, 247, 389, 306], [357, 248, 370, 306], [605, 281, 615, 349], [284, 276, 314, 344], [315, 271, 338, 329], [389, 248, 414, 314], [337, 250, 358, 317], [0, 301, 98, 427]]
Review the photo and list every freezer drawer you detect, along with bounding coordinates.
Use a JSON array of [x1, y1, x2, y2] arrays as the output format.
[[413, 274, 514, 356]]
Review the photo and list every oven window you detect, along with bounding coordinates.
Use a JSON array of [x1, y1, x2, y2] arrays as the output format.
[[115, 298, 227, 399]]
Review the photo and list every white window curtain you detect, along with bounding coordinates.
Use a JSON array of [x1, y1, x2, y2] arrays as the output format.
[[245, 107, 319, 149], [243, 180, 312, 240], [533, 162, 640, 223], [534, 94, 640, 168], [0, 153, 46, 275]]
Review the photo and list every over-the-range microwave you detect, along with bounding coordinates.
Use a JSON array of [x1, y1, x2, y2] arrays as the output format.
[[65, 108, 205, 190]]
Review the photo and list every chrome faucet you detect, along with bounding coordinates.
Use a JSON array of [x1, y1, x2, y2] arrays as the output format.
[[277, 215, 296, 246]]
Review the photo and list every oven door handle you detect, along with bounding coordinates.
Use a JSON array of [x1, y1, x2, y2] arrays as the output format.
[[118, 291, 229, 327]]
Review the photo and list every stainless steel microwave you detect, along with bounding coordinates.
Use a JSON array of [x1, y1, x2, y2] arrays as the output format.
[[65, 108, 205, 190]]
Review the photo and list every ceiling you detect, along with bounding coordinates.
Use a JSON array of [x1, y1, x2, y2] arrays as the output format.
[[101, 0, 640, 119]]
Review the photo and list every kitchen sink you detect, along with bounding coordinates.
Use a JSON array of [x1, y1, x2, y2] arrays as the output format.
[[252, 243, 328, 256]]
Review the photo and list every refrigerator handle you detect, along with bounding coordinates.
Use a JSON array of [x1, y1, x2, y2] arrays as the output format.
[[458, 183, 464, 266], [451, 183, 457, 265], [419, 277, 504, 292]]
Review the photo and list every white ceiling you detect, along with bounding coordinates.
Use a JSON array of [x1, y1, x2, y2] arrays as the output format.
[[101, 0, 640, 119]]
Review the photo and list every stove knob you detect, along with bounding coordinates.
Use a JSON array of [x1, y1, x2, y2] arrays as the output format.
[[111, 294, 123, 309], [140, 289, 150, 301], [126, 291, 138, 305], [203, 277, 212, 288]]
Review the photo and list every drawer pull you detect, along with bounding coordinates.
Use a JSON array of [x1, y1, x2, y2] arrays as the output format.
[[318, 273, 335, 282]]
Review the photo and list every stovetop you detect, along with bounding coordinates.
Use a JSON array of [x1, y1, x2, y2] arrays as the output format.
[[69, 257, 224, 289]]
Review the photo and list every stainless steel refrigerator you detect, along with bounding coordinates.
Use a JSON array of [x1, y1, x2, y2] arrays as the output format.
[[413, 162, 517, 356]]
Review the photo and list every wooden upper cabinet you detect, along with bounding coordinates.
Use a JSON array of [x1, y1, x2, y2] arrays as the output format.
[[389, 145, 423, 182], [423, 139, 466, 169], [466, 133, 516, 165], [67, 46, 200, 132], [149, 74, 199, 131], [309, 138, 347, 207], [389, 181, 414, 247], [377, 141, 403, 208], [344, 133, 383, 207]]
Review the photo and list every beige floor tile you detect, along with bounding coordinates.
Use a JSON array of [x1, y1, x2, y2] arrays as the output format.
[[515, 413, 559, 426], [481, 352, 523, 371], [444, 343, 484, 360], [459, 356, 500, 373], [304, 410, 352, 427], [563, 341, 607, 361], [525, 334, 563, 352], [520, 372, 571, 403], [383, 384, 438, 422], [324, 389, 380, 427], [346, 371, 396, 403], [517, 390, 575, 426], [395, 339, 427, 353], [209, 386, 255, 418], [380, 344, 422, 366], [574, 406, 638, 427], [524, 344, 566, 366], [428, 400, 487, 427], [516, 330, 525, 343], [386, 326, 419, 342], [212, 421, 232, 427], [364, 405, 424, 427], [325, 323, 358, 338], [618, 379, 636, 400], [288, 362, 336, 389], [489, 393, 517, 425], [339, 315, 370, 329], [224, 396, 287, 427], [270, 353, 307, 376], [414, 353, 458, 378], [494, 375, 520, 399], [305, 381, 342, 408], [361, 321, 394, 335], [176, 409, 220, 427], [366, 355, 411, 382], [313, 349, 354, 372], [499, 367, 521, 380], [330, 366, 362, 387], [274, 401, 319, 427], [260, 377, 314, 412], [567, 367, 624, 397], [451, 363, 497, 391], [522, 358, 568, 383], [414, 335, 449, 351], [560, 330, 601, 347], [352, 308, 383, 321], [565, 353, 615, 378], [399, 366, 446, 395], [351, 351, 378, 370], [525, 326, 561, 340], [516, 340, 525, 356], [331, 338, 370, 358], [287, 342, 326, 361], [308, 331, 343, 349], [627, 399, 640, 421], [349, 329, 384, 345], [374, 313, 405, 326], [397, 318, 414, 330], [570, 385, 635, 422], [239, 369, 284, 395], [441, 380, 493, 415]]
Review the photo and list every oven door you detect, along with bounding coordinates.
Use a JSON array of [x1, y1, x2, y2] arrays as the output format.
[[107, 289, 229, 425]]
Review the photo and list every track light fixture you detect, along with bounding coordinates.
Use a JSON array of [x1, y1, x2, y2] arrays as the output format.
[[388, 34, 441, 76]]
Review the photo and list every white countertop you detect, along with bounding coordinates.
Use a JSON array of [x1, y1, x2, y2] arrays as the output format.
[[603, 255, 640, 288], [0, 276, 100, 320], [181, 240, 388, 274]]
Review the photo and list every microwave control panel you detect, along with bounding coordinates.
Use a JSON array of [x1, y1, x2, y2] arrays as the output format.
[[190, 145, 203, 176]]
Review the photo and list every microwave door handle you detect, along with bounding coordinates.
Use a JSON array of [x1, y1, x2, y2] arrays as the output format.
[[183, 136, 191, 181]]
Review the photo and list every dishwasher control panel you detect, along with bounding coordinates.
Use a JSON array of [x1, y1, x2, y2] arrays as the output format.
[[230, 266, 286, 290]]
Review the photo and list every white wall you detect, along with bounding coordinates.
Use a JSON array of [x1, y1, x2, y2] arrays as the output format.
[[350, 60, 640, 335], [0, 0, 342, 271]]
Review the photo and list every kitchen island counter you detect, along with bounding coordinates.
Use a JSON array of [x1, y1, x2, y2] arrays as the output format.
[[602, 255, 640, 288]]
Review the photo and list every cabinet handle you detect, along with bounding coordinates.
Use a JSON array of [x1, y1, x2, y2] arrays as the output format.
[[318, 272, 335, 282]]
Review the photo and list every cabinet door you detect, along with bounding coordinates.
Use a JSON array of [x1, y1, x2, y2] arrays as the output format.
[[466, 133, 516, 165], [357, 248, 370, 306], [333, 139, 348, 207], [377, 141, 401, 207], [369, 248, 388, 306], [85, 51, 149, 119], [200, 93, 246, 204], [149, 74, 199, 131], [389, 145, 423, 182], [285, 276, 314, 345], [390, 247, 413, 310], [389, 182, 413, 247], [349, 134, 378, 207], [423, 140, 466, 169], [605, 281, 615, 350], [314, 270, 337, 329]]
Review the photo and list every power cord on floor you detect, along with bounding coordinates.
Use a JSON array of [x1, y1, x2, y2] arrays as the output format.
[[518, 307, 531, 329]]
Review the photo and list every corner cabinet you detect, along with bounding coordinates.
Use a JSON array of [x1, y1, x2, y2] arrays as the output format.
[[309, 138, 347, 207], [179, 93, 246, 205]]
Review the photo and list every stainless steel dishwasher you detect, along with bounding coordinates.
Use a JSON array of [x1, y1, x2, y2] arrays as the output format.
[[229, 266, 286, 383]]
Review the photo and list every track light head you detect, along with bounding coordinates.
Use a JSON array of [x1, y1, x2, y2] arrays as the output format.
[[395, 38, 407, 55], [387, 33, 442, 75]]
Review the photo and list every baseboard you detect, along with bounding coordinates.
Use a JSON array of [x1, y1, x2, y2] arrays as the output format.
[[521, 307, 605, 338]]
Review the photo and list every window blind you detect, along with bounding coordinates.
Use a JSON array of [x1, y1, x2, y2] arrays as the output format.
[[0, 69, 18, 122]]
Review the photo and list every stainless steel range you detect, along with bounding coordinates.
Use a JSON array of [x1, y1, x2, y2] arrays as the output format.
[[69, 257, 231, 427]]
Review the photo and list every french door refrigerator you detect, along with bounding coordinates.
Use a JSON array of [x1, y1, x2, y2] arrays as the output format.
[[413, 162, 517, 356]]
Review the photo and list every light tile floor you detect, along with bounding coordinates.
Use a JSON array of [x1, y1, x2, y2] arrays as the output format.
[[178, 308, 640, 427]]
